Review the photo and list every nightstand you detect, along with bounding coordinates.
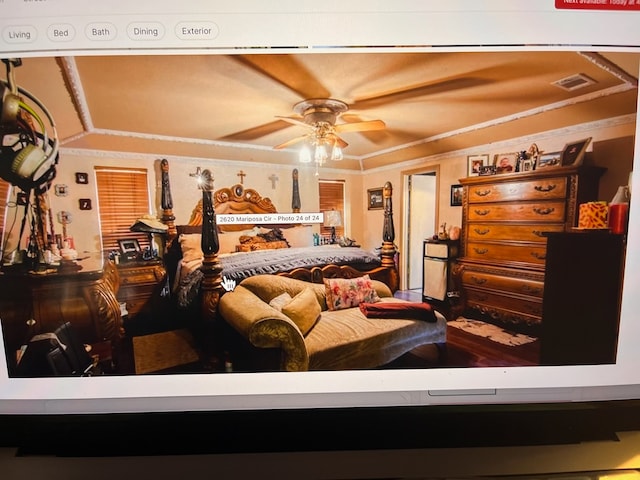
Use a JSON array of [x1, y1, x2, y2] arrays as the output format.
[[116, 259, 167, 320]]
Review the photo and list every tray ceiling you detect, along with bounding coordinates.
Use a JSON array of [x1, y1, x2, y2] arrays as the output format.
[[6, 50, 639, 171]]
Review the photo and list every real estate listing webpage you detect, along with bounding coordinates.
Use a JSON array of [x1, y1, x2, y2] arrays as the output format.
[[0, 1, 639, 413]]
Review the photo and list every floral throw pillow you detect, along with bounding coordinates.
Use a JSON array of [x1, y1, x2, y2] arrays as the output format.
[[324, 275, 381, 311]]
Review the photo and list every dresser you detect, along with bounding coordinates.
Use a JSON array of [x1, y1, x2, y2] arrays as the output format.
[[453, 165, 605, 332], [0, 255, 123, 376]]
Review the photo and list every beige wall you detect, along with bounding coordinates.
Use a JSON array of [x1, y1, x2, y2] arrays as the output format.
[[2, 118, 635, 260]]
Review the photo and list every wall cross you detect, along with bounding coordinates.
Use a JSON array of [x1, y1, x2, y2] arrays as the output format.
[[269, 174, 279, 189], [237, 170, 246, 184]]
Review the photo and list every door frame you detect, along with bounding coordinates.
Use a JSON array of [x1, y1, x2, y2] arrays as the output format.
[[400, 164, 440, 291]]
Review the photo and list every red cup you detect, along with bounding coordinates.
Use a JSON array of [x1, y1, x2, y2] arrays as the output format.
[[608, 203, 629, 235]]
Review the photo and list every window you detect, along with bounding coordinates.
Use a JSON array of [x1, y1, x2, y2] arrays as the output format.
[[318, 179, 345, 239], [95, 167, 151, 252]]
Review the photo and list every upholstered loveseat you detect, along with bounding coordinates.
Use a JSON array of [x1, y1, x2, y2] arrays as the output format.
[[218, 274, 447, 371]]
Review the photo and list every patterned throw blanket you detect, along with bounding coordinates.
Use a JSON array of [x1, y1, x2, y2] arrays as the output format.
[[176, 246, 381, 308]]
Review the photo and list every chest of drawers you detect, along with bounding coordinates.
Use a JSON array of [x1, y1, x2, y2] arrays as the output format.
[[454, 165, 605, 332]]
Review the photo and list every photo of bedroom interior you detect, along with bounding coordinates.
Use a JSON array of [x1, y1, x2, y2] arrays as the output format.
[[0, 49, 636, 377]]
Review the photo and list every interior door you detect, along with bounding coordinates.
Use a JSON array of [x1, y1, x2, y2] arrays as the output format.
[[406, 173, 436, 290]]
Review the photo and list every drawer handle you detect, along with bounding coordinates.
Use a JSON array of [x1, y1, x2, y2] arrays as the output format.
[[473, 228, 490, 235], [531, 230, 545, 237], [474, 189, 492, 197], [533, 207, 555, 215], [534, 184, 557, 192], [470, 276, 487, 285], [531, 252, 546, 260], [473, 247, 489, 255], [473, 209, 491, 216]]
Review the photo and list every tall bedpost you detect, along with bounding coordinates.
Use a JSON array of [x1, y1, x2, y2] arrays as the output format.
[[380, 181, 399, 292], [197, 168, 224, 323], [160, 159, 177, 243], [291, 168, 301, 213]]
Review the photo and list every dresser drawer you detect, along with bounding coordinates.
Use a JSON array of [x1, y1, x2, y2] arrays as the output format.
[[468, 201, 566, 222], [466, 223, 565, 242], [461, 269, 544, 298], [465, 241, 548, 264], [464, 288, 543, 326], [467, 177, 567, 203], [118, 264, 166, 286]]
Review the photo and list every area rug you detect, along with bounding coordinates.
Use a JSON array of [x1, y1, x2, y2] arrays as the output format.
[[132, 329, 200, 374], [448, 318, 537, 347]]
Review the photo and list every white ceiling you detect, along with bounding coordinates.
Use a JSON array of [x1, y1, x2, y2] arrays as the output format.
[[7, 50, 639, 171]]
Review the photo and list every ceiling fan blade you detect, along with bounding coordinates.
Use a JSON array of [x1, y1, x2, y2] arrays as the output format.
[[221, 119, 294, 141], [273, 135, 308, 150], [334, 119, 386, 133], [332, 134, 349, 149], [233, 55, 331, 100], [351, 77, 489, 110], [275, 115, 309, 128]]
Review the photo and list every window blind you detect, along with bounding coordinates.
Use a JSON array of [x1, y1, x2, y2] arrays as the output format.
[[95, 167, 151, 253], [318, 179, 345, 238]]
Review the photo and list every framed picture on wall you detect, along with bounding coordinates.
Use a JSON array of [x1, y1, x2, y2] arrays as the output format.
[[467, 154, 489, 176], [367, 188, 384, 210], [450, 184, 463, 206]]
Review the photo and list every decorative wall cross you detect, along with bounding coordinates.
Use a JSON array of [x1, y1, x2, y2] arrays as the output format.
[[237, 170, 246, 184], [269, 174, 279, 189]]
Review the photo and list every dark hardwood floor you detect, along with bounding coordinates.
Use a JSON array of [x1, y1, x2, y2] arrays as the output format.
[[393, 289, 540, 368]]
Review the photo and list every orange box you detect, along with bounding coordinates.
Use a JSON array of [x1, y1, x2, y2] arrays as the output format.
[[578, 201, 608, 229]]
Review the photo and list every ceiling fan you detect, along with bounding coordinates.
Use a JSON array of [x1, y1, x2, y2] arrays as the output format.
[[272, 98, 386, 152]]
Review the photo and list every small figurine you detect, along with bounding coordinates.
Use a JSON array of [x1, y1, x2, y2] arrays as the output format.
[[437, 222, 449, 240]]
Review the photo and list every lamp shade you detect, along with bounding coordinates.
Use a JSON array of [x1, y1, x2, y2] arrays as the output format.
[[323, 210, 342, 227], [130, 215, 168, 234]]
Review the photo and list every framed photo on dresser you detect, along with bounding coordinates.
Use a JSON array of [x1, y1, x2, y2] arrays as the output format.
[[467, 154, 489, 176]]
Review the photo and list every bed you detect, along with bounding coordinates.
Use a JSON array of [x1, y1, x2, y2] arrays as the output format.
[[159, 160, 399, 324]]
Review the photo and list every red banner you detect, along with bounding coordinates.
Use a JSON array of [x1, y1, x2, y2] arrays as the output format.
[[556, 0, 640, 9]]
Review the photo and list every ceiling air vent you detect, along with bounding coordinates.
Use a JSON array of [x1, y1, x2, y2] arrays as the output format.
[[552, 73, 596, 91]]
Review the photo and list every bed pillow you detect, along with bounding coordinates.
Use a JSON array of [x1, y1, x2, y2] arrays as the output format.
[[280, 287, 321, 336], [218, 227, 263, 254], [258, 228, 289, 246], [284, 225, 314, 248], [178, 233, 203, 263], [324, 275, 381, 311]]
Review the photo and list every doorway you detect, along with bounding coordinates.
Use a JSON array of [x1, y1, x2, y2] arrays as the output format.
[[403, 170, 437, 291]]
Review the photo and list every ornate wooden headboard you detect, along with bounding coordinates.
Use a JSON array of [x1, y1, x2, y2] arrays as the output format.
[[186, 184, 278, 232]]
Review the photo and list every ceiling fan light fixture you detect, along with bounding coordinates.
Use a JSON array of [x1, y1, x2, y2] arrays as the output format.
[[331, 142, 343, 161], [280, 98, 385, 167], [314, 142, 328, 165]]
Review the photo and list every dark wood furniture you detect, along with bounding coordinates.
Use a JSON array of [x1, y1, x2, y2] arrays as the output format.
[[116, 259, 167, 320], [540, 231, 625, 365], [0, 254, 123, 376], [453, 165, 605, 332]]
